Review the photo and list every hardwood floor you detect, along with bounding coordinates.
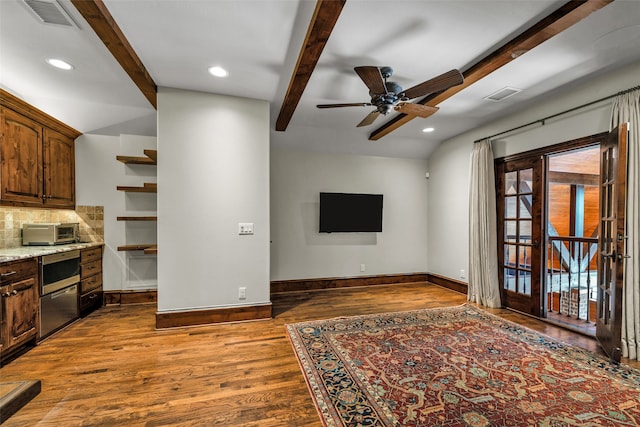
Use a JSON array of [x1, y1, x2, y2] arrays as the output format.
[[1, 282, 638, 426]]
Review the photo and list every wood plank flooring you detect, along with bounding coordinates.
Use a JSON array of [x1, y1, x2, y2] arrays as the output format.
[[1, 282, 637, 426]]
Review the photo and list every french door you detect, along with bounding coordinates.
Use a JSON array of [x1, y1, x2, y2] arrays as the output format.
[[495, 127, 628, 362], [496, 156, 544, 317], [596, 123, 628, 363]]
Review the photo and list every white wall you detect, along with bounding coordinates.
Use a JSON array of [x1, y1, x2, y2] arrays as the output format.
[[75, 134, 158, 291], [427, 60, 640, 281], [157, 87, 270, 312], [271, 149, 429, 280]]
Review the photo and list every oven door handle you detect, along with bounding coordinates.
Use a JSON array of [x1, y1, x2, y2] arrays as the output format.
[[51, 285, 76, 299]]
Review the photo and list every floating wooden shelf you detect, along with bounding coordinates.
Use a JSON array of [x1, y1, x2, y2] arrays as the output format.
[[116, 155, 155, 165], [117, 244, 157, 252], [116, 150, 157, 165], [117, 216, 158, 221], [144, 149, 158, 162], [117, 183, 157, 193], [144, 245, 158, 255]]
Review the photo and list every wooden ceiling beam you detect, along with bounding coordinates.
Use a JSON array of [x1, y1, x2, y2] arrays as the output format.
[[71, 0, 157, 109], [369, 0, 614, 141], [275, 0, 346, 132], [548, 171, 600, 186]]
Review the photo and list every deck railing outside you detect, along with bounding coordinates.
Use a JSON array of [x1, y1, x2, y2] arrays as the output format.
[[547, 236, 598, 322]]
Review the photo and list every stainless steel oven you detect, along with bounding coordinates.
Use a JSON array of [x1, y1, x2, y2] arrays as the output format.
[[39, 250, 80, 339]]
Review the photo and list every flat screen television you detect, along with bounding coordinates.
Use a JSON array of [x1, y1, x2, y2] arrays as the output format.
[[319, 192, 383, 233]]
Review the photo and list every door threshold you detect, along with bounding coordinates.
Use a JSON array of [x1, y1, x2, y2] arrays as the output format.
[[504, 307, 596, 338], [542, 316, 596, 338]]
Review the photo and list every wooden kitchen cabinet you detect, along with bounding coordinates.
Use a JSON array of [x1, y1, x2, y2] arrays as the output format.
[[0, 258, 39, 361], [43, 128, 75, 208], [79, 246, 103, 317], [0, 108, 43, 206], [0, 89, 81, 209]]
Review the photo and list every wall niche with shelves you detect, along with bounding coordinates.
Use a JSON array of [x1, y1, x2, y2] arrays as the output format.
[[116, 149, 157, 254]]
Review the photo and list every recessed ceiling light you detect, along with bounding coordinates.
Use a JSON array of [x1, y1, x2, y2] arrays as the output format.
[[422, 127, 435, 133], [46, 58, 74, 70], [208, 66, 228, 77]]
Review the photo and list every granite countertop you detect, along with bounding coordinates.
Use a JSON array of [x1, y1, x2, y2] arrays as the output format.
[[0, 242, 104, 264]]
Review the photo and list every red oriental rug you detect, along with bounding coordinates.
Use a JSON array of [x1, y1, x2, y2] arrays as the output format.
[[286, 304, 640, 426]]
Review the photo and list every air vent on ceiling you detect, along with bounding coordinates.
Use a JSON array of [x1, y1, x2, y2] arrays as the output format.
[[484, 87, 521, 102], [22, 0, 79, 28]]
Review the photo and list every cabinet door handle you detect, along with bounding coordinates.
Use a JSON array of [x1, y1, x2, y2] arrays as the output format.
[[1, 271, 17, 278], [0, 290, 18, 297]]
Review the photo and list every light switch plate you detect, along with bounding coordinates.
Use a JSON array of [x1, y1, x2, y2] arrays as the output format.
[[238, 223, 254, 235]]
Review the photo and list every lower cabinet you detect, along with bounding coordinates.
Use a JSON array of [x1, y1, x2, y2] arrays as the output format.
[[79, 246, 103, 316], [0, 258, 39, 358]]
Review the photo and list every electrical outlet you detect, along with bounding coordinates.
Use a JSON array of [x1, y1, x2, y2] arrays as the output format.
[[360, 264, 366, 272], [238, 223, 254, 235], [238, 287, 246, 300], [460, 269, 466, 279]]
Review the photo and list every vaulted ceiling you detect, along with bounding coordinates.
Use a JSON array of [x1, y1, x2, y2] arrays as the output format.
[[2, 0, 639, 159]]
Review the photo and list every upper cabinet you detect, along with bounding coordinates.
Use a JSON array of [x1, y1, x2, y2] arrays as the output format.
[[44, 128, 75, 207], [0, 108, 43, 206], [0, 89, 81, 209]]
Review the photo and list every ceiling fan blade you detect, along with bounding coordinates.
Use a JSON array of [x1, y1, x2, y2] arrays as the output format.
[[357, 110, 381, 127], [402, 69, 464, 100], [395, 103, 439, 118], [354, 66, 387, 94], [317, 102, 372, 109]]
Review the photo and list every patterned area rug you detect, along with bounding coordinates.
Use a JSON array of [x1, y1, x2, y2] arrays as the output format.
[[286, 304, 640, 426]]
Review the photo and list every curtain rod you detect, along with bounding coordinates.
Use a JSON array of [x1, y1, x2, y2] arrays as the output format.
[[474, 84, 640, 143]]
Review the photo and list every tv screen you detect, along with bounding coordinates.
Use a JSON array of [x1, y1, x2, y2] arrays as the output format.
[[319, 192, 383, 233]]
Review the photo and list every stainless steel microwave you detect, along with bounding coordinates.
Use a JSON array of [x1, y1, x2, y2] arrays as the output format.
[[22, 223, 79, 246]]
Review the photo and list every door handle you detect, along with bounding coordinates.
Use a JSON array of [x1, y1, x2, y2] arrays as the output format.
[[617, 253, 631, 261], [532, 240, 540, 249], [51, 285, 76, 299]]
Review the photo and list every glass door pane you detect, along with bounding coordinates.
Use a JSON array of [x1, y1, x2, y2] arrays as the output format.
[[496, 157, 543, 317], [504, 168, 533, 297]]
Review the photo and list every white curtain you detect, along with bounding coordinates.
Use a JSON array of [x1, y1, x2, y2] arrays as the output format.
[[468, 139, 501, 308], [611, 89, 640, 361]]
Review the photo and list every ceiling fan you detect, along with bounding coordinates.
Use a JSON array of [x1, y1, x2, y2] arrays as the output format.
[[317, 66, 464, 127]]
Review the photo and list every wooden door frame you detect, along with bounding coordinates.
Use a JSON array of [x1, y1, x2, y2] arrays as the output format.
[[495, 132, 607, 316], [596, 124, 628, 362], [495, 156, 544, 316]]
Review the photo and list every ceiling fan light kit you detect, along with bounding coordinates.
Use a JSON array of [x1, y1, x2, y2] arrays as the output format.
[[317, 66, 463, 128]]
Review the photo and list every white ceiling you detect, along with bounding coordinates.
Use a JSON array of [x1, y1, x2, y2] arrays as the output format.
[[1, 0, 640, 159]]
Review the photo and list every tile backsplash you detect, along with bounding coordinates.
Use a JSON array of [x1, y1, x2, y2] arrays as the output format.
[[0, 206, 104, 249]]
